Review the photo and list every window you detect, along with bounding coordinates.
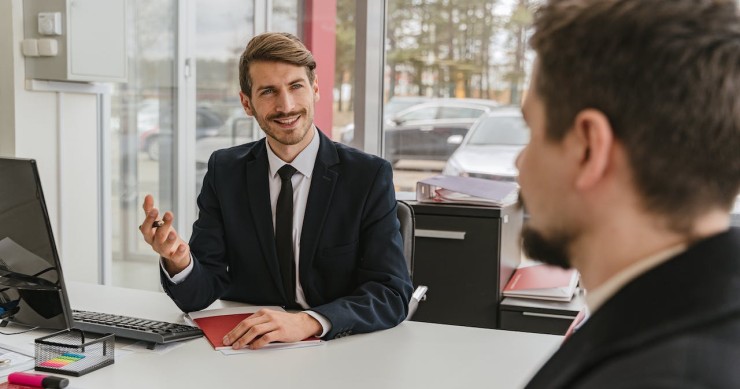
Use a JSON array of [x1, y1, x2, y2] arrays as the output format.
[[384, 0, 536, 190], [109, 0, 178, 289]]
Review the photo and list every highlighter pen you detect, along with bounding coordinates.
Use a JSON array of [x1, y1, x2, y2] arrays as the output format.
[[8, 372, 69, 389]]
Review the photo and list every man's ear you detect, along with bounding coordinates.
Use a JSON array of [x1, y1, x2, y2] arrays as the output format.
[[313, 75, 320, 102], [572, 109, 614, 190], [239, 91, 254, 117]]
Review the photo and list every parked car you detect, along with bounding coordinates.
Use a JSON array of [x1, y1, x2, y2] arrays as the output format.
[[139, 106, 224, 161], [340, 96, 433, 145], [442, 107, 530, 181], [195, 109, 260, 194], [383, 98, 500, 164]]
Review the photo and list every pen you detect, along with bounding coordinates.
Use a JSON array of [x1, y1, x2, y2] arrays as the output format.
[[8, 372, 69, 389], [152, 220, 164, 228]]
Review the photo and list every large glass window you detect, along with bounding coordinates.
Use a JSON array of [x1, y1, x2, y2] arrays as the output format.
[[110, 0, 178, 290], [384, 0, 536, 190], [194, 0, 256, 196]]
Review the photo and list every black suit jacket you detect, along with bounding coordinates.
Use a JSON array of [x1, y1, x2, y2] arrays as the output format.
[[526, 228, 740, 388], [161, 131, 413, 340]]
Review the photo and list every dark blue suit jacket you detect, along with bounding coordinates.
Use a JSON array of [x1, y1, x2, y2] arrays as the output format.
[[526, 228, 740, 388], [161, 130, 413, 340]]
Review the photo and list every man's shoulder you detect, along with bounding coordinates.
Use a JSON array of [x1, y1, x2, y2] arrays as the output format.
[[210, 139, 265, 164], [576, 316, 740, 387]]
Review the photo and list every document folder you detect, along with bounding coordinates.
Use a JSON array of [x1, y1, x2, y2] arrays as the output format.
[[416, 175, 518, 207]]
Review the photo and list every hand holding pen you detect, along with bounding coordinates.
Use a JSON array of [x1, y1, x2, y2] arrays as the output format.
[[139, 194, 191, 276]]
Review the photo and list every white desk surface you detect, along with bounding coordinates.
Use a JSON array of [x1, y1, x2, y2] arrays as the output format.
[[1, 282, 561, 389]]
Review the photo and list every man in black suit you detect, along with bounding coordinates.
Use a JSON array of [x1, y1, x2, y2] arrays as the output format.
[[139, 32, 412, 350], [517, 0, 740, 387]]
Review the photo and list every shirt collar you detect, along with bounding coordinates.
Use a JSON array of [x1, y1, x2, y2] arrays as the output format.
[[266, 126, 320, 179], [586, 242, 687, 313]]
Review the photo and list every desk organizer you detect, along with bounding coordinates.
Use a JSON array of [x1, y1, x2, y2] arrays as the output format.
[[34, 329, 114, 376]]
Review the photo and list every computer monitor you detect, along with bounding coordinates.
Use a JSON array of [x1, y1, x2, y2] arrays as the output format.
[[0, 157, 73, 330]]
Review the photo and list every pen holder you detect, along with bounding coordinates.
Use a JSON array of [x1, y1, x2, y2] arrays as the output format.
[[34, 329, 114, 376]]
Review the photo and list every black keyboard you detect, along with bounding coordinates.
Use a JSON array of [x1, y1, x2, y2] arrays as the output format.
[[72, 310, 203, 348]]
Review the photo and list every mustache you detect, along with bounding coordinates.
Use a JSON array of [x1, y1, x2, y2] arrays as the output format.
[[267, 110, 306, 121]]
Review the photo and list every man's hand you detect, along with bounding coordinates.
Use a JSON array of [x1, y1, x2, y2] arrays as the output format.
[[139, 194, 191, 276], [222, 309, 322, 350]]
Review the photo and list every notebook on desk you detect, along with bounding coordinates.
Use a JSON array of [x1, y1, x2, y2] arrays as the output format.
[[0, 157, 202, 347]]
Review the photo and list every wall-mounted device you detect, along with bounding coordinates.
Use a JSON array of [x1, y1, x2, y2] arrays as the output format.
[[22, 0, 127, 82]]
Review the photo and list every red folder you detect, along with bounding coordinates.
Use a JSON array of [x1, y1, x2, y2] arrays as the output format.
[[192, 312, 321, 350]]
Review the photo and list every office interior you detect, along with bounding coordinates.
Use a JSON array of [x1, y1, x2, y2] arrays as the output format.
[[2, 0, 740, 335]]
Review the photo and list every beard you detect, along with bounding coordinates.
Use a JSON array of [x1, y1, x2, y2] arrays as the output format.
[[518, 193, 574, 269], [262, 109, 311, 146], [521, 225, 573, 269]]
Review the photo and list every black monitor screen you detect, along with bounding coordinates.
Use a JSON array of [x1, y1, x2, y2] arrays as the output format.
[[0, 158, 72, 330]]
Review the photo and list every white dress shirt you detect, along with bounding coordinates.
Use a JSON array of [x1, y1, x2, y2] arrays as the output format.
[[162, 126, 332, 337]]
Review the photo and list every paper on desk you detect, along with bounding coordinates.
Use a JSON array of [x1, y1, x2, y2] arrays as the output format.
[[218, 340, 325, 355], [0, 344, 34, 378]]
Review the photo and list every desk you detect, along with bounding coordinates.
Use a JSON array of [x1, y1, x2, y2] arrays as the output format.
[[1, 282, 560, 388]]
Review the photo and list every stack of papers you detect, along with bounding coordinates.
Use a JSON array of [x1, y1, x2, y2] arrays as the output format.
[[416, 175, 518, 207], [503, 264, 580, 302]]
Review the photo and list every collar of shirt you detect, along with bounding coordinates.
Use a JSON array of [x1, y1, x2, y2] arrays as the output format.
[[266, 126, 320, 178], [585, 243, 687, 314]]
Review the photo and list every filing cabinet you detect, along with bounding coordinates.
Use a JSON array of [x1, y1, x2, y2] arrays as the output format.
[[499, 291, 585, 335], [409, 202, 522, 329]]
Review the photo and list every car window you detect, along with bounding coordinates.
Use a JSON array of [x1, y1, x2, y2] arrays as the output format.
[[397, 106, 438, 121], [437, 106, 486, 120], [468, 116, 530, 146]]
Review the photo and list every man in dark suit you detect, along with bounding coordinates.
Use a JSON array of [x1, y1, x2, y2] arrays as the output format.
[[139, 32, 412, 350], [517, 0, 740, 387]]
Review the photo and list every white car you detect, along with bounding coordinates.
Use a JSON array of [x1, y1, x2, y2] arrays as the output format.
[[442, 107, 529, 182]]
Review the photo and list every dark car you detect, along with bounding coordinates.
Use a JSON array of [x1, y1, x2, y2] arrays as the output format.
[[442, 107, 530, 181], [383, 98, 499, 164], [139, 106, 224, 161], [340, 96, 434, 144]]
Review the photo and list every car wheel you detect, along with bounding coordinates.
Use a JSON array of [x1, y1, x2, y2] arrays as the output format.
[[147, 137, 160, 161]]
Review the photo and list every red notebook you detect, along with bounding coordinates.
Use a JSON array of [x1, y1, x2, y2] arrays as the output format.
[[187, 306, 322, 351], [503, 264, 579, 301]]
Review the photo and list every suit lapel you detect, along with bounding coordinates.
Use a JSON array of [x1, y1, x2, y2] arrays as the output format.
[[244, 140, 287, 301], [299, 131, 339, 301], [526, 228, 740, 388]]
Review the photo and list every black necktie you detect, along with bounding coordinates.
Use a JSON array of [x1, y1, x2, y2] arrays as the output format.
[[276, 164, 297, 306]]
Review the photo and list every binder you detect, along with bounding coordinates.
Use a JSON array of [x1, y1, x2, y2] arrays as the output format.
[[416, 175, 518, 207]]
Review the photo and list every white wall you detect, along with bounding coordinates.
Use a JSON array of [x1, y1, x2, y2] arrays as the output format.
[[0, 0, 103, 283]]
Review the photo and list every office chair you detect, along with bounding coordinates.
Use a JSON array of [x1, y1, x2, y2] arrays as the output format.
[[397, 200, 428, 321]]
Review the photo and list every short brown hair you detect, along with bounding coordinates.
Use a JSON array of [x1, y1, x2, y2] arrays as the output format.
[[238, 32, 316, 97], [530, 0, 740, 232]]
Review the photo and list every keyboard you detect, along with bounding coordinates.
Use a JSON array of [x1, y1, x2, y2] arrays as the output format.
[[72, 310, 203, 347]]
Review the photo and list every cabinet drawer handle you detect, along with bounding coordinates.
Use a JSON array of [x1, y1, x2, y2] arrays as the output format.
[[522, 312, 577, 320], [415, 229, 466, 240]]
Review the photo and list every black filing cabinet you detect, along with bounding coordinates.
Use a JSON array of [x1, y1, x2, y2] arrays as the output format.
[[409, 202, 522, 329], [499, 291, 585, 335]]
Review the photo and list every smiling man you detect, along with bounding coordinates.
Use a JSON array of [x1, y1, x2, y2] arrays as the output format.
[[139, 32, 412, 349], [519, 0, 740, 388]]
